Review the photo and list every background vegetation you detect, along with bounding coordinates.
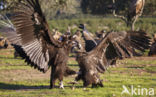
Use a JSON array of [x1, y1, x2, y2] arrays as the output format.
[[0, 0, 156, 36], [0, 0, 156, 18], [48, 17, 156, 35]]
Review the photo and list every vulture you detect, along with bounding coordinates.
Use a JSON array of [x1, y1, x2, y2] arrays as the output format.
[[128, 0, 145, 21], [52, 29, 62, 41], [148, 34, 156, 56], [78, 24, 118, 66], [79, 24, 107, 52], [79, 24, 97, 52], [0, 0, 76, 89], [74, 30, 150, 87], [0, 37, 8, 49]]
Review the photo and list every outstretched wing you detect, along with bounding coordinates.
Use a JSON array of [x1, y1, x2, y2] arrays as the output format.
[[79, 24, 97, 52], [0, 0, 60, 72], [88, 30, 151, 73]]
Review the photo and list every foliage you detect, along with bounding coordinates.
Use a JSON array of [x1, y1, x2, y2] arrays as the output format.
[[0, 0, 80, 19], [0, 49, 155, 97], [80, 0, 156, 16]]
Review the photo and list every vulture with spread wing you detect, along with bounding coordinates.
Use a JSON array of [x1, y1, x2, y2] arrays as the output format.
[[0, 0, 76, 89], [74, 30, 150, 87]]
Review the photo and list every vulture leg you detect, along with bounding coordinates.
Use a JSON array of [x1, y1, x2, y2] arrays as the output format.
[[59, 81, 64, 89], [92, 84, 98, 88], [59, 72, 64, 89], [83, 80, 90, 88], [75, 71, 82, 81], [92, 74, 103, 88], [97, 79, 103, 87], [50, 66, 56, 89]]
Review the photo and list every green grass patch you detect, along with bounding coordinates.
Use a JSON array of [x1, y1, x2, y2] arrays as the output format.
[[47, 17, 156, 36], [0, 45, 156, 97]]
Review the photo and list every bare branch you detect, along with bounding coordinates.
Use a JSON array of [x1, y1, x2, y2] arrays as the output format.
[[112, 0, 127, 22], [131, 0, 145, 30]]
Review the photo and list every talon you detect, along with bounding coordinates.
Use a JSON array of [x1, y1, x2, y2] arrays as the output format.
[[59, 81, 64, 89], [59, 86, 64, 89]]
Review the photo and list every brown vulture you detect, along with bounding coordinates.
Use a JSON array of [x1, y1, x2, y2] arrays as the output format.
[[79, 24, 97, 52], [128, 0, 145, 21], [0, 37, 8, 49], [52, 29, 62, 41], [74, 30, 150, 87], [148, 34, 156, 56], [78, 24, 106, 52], [0, 0, 76, 89], [148, 42, 156, 56]]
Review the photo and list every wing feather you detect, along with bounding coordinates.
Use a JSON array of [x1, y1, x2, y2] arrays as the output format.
[[88, 30, 150, 73], [0, 0, 60, 72]]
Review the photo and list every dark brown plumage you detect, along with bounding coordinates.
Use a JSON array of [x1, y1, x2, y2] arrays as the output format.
[[148, 42, 156, 56], [79, 24, 97, 52], [148, 34, 156, 56], [0, 0, 76, 89], [74, 30, 151, 87]]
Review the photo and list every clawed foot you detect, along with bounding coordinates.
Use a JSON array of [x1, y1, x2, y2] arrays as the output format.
[[59, 85, 64, 89], [59, 81, 64, 89]]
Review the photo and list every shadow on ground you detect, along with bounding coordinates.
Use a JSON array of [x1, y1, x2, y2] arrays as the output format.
[[0, 82, 49, 90], [0, 82, 83, 90]]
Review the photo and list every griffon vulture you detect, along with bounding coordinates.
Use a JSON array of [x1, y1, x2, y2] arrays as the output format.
[[0, 37, 8, 49], [128, 0, 145, 21], [0, 0, 76, 89], [74, 30, 150, 87]]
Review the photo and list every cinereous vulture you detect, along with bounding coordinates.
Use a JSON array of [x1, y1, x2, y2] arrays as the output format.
[[74, 30, 150, 87], [79, 24, 97, 52], [0, 0, 76, 89]]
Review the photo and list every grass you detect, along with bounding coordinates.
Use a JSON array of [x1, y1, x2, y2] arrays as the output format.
[[0, 48, 155, 97], [47, 17, 156, 36], [0, 17, 156, 37]]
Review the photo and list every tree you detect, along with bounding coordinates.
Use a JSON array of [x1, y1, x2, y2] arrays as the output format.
[[0, 0, 80, 19], [80, 0, 147, 31], [112, 0, 145, 31], [40, 0, 80, 19], [80, 0, 112, 15]]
